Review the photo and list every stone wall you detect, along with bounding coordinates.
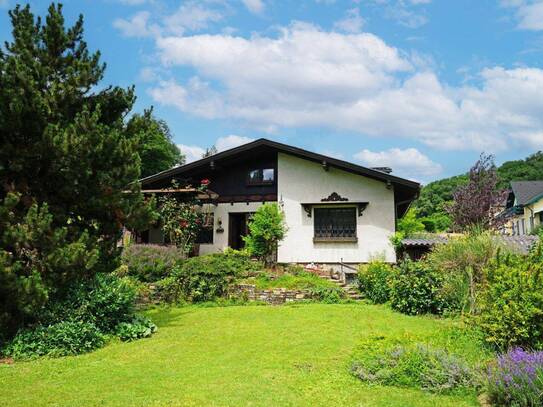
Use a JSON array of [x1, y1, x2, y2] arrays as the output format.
[[229, 284, 312, 304]]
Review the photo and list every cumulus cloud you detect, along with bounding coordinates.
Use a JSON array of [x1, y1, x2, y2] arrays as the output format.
[[144, 23, 543, 152], [113, 11, 159, 38], [178, 135, 255, 163], [177, 144, 206, 163], [503, 0, 543, 31], [242, 0, 265, 14], [164, 2, 224, 35], [215, 135, 255, 150], [334, 8, 365, 33], [354, 147, 442, 179], [118, 0, 149, 5], [113, 1, 225, 38]]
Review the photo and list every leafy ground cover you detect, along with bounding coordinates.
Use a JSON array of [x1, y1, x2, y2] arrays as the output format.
[[0, 304, 487, 406]]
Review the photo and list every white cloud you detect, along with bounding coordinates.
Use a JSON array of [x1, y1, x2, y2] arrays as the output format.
[[148, 23, 543, 152], [177, 144, 206, 163], [242, 0, 265, 14], [215, 135, 255, 150], [384, 4, 428, 28], [354, 147, 442, 179], [177, 135, 255, 163], [164, 2, 224, 35], [113, 1, 224, 38], [118, 0, 149, 5], [502, 0, 543, 31], [113, 11, 159, 38], [334, 8, 365, 33]]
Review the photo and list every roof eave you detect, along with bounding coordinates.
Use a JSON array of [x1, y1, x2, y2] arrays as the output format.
[[140, 138, 421, 191]]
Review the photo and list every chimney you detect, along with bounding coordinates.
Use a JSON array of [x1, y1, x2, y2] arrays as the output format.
[[371, 167, 393, 174]]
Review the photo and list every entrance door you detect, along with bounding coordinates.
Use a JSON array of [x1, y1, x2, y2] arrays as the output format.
[[228, 213, 252, 249]]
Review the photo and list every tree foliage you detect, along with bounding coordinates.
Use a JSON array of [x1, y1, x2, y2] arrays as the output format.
[[244, 203, 287, 267], [414, 151, 543, 230], [126, 109, 184, 178], [447, 154, 501, 231], [0, 3, 154, 336]]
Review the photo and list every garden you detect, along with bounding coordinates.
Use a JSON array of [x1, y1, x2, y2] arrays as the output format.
[[3, 3, 543, 407]]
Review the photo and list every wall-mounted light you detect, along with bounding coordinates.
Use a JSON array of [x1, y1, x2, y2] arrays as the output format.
[[216, 218, 224, 233]]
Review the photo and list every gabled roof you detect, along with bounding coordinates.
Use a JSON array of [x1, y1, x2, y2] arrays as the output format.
[[511, 181, 543, 206], [140, 138, 420, 190]]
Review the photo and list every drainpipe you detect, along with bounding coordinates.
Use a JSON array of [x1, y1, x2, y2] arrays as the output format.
[[528, 206, 535, 234]]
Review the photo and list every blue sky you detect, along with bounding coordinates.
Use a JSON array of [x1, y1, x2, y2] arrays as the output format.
[[2, 0, 543, 183]]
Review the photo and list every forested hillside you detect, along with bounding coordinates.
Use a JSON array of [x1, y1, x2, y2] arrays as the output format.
[[412, 151, 543, 230]]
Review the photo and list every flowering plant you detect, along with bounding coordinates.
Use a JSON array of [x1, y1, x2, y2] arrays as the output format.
[[158, 181, 205, 255], [486, 348, 543, 406]]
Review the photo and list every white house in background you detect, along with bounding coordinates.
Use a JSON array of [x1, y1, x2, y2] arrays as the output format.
[[138, 138, 420, 266]]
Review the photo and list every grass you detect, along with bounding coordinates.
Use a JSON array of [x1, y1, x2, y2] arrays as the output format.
[[243, 269, 337, 290], [0, 303, 488, 406]]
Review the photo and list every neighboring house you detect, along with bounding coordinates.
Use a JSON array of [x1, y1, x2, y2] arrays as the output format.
[[138, 138, 420, 266], [400, 235, 538, 260], [500, 181, 543, 235]]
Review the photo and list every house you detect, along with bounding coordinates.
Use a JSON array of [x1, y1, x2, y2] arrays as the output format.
[[500, 181, 543, 235], [138, 138, 420, 266]]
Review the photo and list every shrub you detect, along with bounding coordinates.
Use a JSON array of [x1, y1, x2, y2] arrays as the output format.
[[3, 273, 158, 359], [42, 273, 138, 333], [426, 232, 506, 314], [115, 315, 157, 342], [474, 250, 543, 350], [156, 251, 261, 303], [357, 261, 392, 304], [486, 348, 543, 406], [3, 321, 105, 359], [351, 341, 476, 393], [389, 259, 445, 315], [243, 203, 287, 267], [308, 286, 345, 303], [121, 244, 185, 282]]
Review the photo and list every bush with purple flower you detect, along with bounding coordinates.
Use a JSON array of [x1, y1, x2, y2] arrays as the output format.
[[486, 348, 543, 406]]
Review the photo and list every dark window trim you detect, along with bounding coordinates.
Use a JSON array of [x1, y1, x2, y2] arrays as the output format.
[[313, 206, 357, 243], [246, 168, 275, 186]]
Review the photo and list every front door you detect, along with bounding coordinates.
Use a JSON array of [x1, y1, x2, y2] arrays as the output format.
[[228, 213, 252, 249]]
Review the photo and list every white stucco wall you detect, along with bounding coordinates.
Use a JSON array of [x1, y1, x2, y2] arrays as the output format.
[[199, 202, 265, 255], [277, 153, 396, 263]]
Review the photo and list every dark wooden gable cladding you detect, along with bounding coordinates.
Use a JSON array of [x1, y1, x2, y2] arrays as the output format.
[[140, 138, 420, 216], [143, 148, 278, 204]]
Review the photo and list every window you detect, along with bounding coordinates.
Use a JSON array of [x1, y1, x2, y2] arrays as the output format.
[[313, 207, 357, 242], [521, 219, 526, 235], [247, 168, 275, 185]]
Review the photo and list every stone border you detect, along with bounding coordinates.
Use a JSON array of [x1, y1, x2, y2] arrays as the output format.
[[229, 284, 312, 304]]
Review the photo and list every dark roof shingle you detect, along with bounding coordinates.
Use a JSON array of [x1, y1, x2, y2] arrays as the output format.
[[511, 181, 543, 206]]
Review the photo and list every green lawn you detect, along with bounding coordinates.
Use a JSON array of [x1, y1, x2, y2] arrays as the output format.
[[0, 304, 486, 406]]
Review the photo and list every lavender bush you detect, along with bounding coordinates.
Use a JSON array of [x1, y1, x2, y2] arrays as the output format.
[[121, 244, 185, 282], [351, 344, 477, 394], [486, 348, 543, 406]]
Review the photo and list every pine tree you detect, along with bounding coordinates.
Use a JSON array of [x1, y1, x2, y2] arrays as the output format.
[[0, 3, 155, 336]]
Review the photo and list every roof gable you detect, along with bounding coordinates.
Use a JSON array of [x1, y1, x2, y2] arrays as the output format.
[[511, 181, 543, 206], [141, 138, 420, 190]]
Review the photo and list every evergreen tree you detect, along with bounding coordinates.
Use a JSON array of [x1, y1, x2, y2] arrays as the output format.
[[0, 3, 154, 336]]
